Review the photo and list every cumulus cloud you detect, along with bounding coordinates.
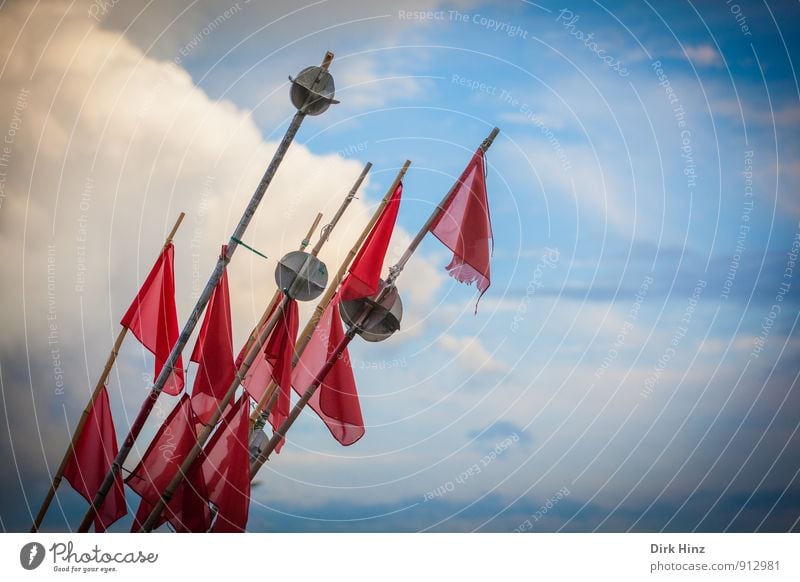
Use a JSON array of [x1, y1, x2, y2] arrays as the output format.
[[0, 0, 442, 493], [4, 0, 798, 534]]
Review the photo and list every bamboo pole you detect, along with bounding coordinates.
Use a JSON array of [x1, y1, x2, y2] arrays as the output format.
[[138, 161, 375, 532], [77, 52, 337, 532], [138, 273, 296, 531], [156, 208, 325, 523], [236, 211, 323, 367], [238, 161, 368, 372], [250, 161, 410, 429], [250, 129, 500, 475], [30, 212, 185, 532]]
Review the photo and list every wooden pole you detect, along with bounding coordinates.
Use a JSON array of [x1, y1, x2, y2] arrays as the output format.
[[388, 127, 499, 284], [77, 52, 337, 532], [30, 212, 185, 532], [138, 274, 294, 531], [250, 161, 409, 429], [250, 321, 357, 476], [312, 162, 372, 256], [251, 129, 500, 475], [237, 160, 368, 371], [236, 212, 323, 367], [138, 161, 374, 532]]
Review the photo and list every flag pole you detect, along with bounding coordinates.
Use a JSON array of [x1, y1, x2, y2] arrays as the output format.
[[138, 161, 376, 532], [387, 127, 499, 284], [30, 212, 186, 533], [77, 52, 339, 532], [138, 260, 305, 531], [236, 210, 324, 367], [239, 161, 370, 372], [250, 161, 409, 429], [250, 128, 499, 475]]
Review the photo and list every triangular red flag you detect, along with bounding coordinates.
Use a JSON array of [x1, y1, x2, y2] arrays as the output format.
[[190, 250, 235, 425], [339, 182, 403, 301], [121, 243, 185, 395], [291, 183, 404, 445], [63, 386, 127, 532], [429, 150, 493, 311], [125, 394, 199, 531], [201, 394, 251, 532], [292, 295, 363, 446]]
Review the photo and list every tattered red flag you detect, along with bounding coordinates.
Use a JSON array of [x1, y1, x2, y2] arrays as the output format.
[[292, 295, 363, 446], [339, 182, 402, 301], [121, 243, 184, 395], [62, 386, 127, 532], [429, 150, 493, 312], [126, 395, 200, 531], [201, 394, 251, 532], [190, 249, 235, 425]]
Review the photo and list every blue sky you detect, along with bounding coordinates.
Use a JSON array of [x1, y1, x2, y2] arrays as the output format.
[[0, 0, 798, 532]]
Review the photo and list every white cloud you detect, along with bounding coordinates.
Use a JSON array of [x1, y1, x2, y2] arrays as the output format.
[[3, 0, 796, 531], [437, 333, 508, 373], [0, 1, 443, 470]]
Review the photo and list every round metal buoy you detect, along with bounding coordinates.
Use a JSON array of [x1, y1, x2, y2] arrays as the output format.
[[289, 66, 339, 115], [248, 429, 269, 464], [340, 281, 403, 342], [275, 250, 328, 301]]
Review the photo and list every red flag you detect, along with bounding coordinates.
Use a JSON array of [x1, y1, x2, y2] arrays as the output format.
[[339, 182, 403, 301], [63, 386, 127, 532], [121, 243, 184, 395], [263, 298, 299, 453], [126, 395, 199, 531], [167, 395, 251, 532], [291, 183, 404, 445], [292, 295, 363, 446], [235, 298, 280, 369], [201, 394, 251, 532], [161, 448, 211, 533], [429, 150, 493, 311], [190, 252, 235, 425], [166, 467, 211, 533], [130, 500, 158, 533], [239, 295, 298, 408], [240, 345, 273, 403], [237, 299, 279, 402], [287, 185, 407, 446]]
